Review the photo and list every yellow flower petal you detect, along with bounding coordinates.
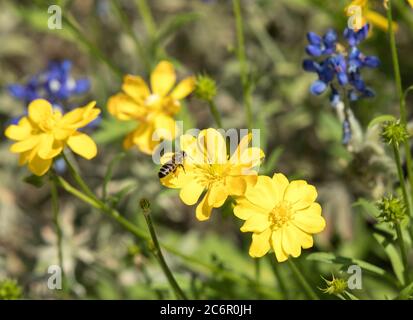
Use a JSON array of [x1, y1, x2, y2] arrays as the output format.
[[196, 190, 214, 221], [281, 224, 302, 258], [67, 132, 97, 159], [234, 197, 268, 220], [271, 229, 288, 262], [5, 118, 32, 141], [131, 122, 159, 155], [61, 101, 100, 128], [284, 180, 317, 210], [38, 134, 63, 160], [244, 176, 278, 211], [240, 213, 270, 233], [226, 176, 247, 196], [154, 114, 177, 140], [170, 76, 195, 100], [28, 99, 53, 124], [28, 155, 52, 176], [10, 135, 41, 153], [230, 133, 251, 164], [249, 228, 272, 258], [408, 0, 413, 9], [290, 224, 314, 249], [122, 75, 150, 102], [272, 173, 289, 203], [198, 128, 227, 164], [108, 93, 146, 121], [293, 206, 325, 234], [179, 179, 204, 205], [208, 183, 228, 207], [365, 10, 397, 32], [150, 61, 176, 97]]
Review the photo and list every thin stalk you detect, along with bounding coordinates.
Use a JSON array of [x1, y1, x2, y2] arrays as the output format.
[[50, 173, 66, 290], [62, 14, 123, 80], [395, 223, 409, 284], [287, 259, 319, 300], [392, 144, 412, 220], [111, 0, 150, 72], [268, 255, 288, 299], [208, 100, 223, 128], [62, 153, 96, 201], [142, 208, 188, 300], [55, 175, 279, 298], [232, 0, 253, 131], [387, 1, 413, 214], [135, 0, 157, 39]]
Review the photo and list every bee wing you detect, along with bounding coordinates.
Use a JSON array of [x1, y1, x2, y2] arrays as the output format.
[[160, 152, 175, 165]]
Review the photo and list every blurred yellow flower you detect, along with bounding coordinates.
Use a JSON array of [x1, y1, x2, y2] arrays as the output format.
[[108, 61, 195, 155], [160, 128, 264, 221], [5, 99, 100, 176], [234, 173, 325, 262], [345, 0, 398, 32]]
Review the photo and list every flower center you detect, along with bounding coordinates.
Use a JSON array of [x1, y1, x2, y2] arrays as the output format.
[[194, 163, 229, 188], [145, 94, 161, 108], [39, 110, 62, 132], [269, 201, 293, 230]]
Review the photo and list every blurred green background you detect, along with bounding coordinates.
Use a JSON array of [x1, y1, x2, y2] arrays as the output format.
[[1, 0, 413, 299]]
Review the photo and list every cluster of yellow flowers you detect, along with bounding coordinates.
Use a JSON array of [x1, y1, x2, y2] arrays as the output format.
[[4, 60, 326, 263], [159, 128, 325, 262]]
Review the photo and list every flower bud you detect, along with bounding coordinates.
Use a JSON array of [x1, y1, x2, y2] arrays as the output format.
[[0, 279, 22, 300], [320, 275, 347, 295], [381, 120, 409, 146], [377, 195, 406, 225], [139, 198, 151, 213], [195, 74, 217, 101]]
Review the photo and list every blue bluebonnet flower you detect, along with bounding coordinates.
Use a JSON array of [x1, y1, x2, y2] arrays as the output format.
[[303, 23, 379, 145], [8, 60, 90, 107]]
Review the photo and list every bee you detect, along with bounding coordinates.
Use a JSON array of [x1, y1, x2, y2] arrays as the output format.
[[158, 151, 187, 179]]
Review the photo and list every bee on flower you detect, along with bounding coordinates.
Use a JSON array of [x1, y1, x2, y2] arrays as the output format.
[[159, 128, 265, 221], [4, 99, 100, 176], [108, 61, 195, 155], [234, 173, 325, 262]]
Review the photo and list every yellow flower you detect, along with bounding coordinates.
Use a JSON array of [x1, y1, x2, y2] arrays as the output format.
[[234, 173, 325, 262], [160, 128, 265, 221], [345, 0, 398, 32], [5, 99, 100, 176], [108, 60, 195, 155]]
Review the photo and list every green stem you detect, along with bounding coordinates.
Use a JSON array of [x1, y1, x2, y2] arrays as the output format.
[[135, 0, 157, 39], [387, 1, 413, 215], [111, 0, 150, 72], [268, 256, 288, 299], [50, 173, 66, 290], [62, 153, 96, 201], [208, 100, 223, 128], [232, 0, 253, 131], [142, 208, 188, 300], [287, 259, 319, 300], [62, 14, 123, 80], [392, 143, 412, 219], [55, 175, 279, 297], [395, 222, 409, 284]]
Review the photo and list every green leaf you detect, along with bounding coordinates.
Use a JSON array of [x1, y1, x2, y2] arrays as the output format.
[[373, 233, 405, 286], [306, 252, 394, 282], [102, 152, 127, 201], [23, 174, 45, 188], [353, 198, 380, 219], [394, 281, 413, 300], [262, 147, 283, 175], [153, 12, 199, 48], [92, 119, 136, 145], [108, 183, 137, 207], [367, 114, 396, 129]]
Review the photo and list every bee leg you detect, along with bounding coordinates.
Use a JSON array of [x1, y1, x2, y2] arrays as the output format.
[[179, 164, 186, 174]]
